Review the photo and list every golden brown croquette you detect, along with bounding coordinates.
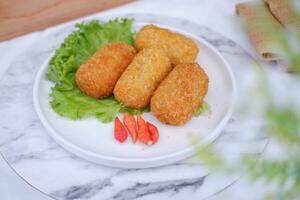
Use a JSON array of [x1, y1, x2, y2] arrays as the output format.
[[75, 42, 136, 99], [114, 47, 172, 109], [135, 25, 199, 65], [151, 63, 209, 125]]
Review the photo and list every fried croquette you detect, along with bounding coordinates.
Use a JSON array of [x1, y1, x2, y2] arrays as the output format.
[[151, 63, 209, 125], [76, 42, 136, 99], [135, 25, 199, 65], [114, 48, 172, 109]]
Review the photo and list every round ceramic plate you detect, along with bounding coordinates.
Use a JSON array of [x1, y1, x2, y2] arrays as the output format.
[[33, 18, 236, 168]]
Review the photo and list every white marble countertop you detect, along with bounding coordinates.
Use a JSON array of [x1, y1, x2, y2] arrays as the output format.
[[0, 0, 286, 199]]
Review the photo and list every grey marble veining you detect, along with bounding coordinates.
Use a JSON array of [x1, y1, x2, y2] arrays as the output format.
[[0, 14, 267, 200], [52, 174, 205, 200]]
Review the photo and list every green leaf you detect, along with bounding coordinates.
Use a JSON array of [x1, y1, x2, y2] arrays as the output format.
[[194, 101, 211, 117], [265, 107, 300, 146]]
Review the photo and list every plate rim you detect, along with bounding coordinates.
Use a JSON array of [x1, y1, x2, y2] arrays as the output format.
[[33, 14, 237, 168]]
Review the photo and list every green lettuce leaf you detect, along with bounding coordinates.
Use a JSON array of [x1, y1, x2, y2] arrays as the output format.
[[194, 101, 211, 117], [46, 18, 146, 123]]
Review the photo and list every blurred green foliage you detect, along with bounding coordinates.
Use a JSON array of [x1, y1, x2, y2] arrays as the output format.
[[196, 1, 300, 199]]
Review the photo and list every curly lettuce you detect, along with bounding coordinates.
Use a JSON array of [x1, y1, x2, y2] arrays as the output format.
[[46, 19, 147, 123], [194, 102, 211, 117]]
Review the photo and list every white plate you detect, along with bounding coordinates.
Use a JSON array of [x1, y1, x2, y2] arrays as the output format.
[[33, 17, 236, 168]]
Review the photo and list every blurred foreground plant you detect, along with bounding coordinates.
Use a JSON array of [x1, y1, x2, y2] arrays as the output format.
[[196, 1, 300, 199]]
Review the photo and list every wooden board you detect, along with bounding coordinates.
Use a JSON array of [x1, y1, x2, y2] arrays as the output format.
[[0, 0, 135, 41]]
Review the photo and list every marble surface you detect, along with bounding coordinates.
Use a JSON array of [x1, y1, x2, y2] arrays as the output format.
[[0, 0, 295, 200], [0, 12, 267, 200]]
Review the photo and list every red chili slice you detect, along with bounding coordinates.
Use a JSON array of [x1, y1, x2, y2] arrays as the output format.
[[123, 113, 138, 143], [147, 122, 159, 144], [137, 115, 152, 145], [114, 117, 128, 143]]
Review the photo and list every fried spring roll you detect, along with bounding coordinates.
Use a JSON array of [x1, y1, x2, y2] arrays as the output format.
[[151, 63, 209, 125], [135, 25, 199, 65], [114, 48, 172, 109], [76, 42, 136, 99]]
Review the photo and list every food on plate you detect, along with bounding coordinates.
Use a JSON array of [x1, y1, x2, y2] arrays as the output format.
[[114, 47, 172, 109], [113, 114, 160, 145], [123, 113, 138, 143], [151, 63, 209, 125], [76, 42, 136, 99], [47, 19, 143, 123], [137, 115, 152, 145], [135, 25, 199, 65], [147, 122, 159, 144], [114, 117, 128, 143], [46, 17, 210, 147]]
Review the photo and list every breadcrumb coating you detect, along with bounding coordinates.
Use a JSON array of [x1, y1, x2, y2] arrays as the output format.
[[76, 42, 136, 99], [151, 63, 209, 125], [114, 47, 172, 109], [135, 25, 199, 65]]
